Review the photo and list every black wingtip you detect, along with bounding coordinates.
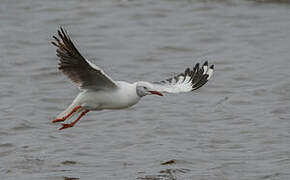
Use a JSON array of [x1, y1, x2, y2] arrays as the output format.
[[57, 26, 66, 38], [57, 29, 63, 39], [59, 26, 65, 33], [51, 41, 58, 47], [60, 27, 67, 37], [210, 64, 214, 69], [203, 61, 208, 66], [194, 63, 200, 70], [52, 35, 59, 42], [185, 68, 190, 75]]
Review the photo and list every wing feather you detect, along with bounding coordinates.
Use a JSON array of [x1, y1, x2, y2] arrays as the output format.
[[52, 27, 118, 90], [153, 61, 214, 93]]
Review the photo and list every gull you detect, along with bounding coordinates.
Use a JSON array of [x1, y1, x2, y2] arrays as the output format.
[[51, 27, 214, 130]]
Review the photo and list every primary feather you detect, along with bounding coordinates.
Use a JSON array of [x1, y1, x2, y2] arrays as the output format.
[[152, 61, 214, 93]]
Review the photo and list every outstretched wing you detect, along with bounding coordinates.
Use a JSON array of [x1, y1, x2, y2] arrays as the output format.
[[152, 61, 214, 93], [51, 27, 118, 90]]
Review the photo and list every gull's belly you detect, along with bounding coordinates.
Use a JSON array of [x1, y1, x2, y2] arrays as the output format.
[[98, 91, 139, 109], [78, 89, 140, 110]]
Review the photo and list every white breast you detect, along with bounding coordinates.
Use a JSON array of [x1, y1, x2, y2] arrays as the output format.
[[76, 81, 140, 110]]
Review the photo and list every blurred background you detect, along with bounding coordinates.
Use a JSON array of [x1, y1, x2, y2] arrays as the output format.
[[0, 0, 290, 179]]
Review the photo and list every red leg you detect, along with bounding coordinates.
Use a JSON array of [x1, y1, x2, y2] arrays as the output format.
[[59, 109, 89, 130], [52, 105, 82, 123]]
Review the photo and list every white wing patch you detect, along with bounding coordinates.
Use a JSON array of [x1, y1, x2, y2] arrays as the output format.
[[207, 68, 214, 80]]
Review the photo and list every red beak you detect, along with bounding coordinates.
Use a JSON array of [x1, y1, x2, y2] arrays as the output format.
[[149, 91, 163, 96]]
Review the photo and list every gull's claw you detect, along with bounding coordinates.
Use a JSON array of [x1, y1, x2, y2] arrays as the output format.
[[52, 105, 82, 124], [52, 118, 65, 123], [58, 109, 89, 130], [59, 123, 74, 130]]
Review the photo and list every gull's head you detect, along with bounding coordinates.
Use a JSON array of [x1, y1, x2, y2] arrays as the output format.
[[136, 81, 163, 97]]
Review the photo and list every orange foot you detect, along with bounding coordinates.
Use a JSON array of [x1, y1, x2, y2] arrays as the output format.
[[58, 109, 89, 130], [59, 123, 74, 130], [52, 118, 65, 123], [52, 106, 82, 123]]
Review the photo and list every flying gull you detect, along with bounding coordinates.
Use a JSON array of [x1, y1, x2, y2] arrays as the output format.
[[51, 27, 214, 130]]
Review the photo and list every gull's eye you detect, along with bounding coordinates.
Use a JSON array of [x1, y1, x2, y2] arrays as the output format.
[[144, 87, 148, 90]]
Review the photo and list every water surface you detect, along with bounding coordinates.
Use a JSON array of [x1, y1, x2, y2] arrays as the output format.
[[0, 0, 290, 179]]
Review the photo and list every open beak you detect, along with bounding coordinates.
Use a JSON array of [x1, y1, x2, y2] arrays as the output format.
[[149, 90, 163, 96]]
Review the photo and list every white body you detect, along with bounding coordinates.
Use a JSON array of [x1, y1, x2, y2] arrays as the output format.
[[79, 81, 140, 110], [57, 81, 140, 118]]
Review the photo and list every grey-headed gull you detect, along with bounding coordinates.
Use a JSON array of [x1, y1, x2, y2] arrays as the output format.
[[51, 27, 214, 130]]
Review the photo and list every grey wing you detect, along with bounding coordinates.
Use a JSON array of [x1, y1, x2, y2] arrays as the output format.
[[51, 27, 118, 90], [152, 61, 214, 93]]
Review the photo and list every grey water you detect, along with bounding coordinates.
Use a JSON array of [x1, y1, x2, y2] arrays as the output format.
[[0, 0, 290, 179]]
